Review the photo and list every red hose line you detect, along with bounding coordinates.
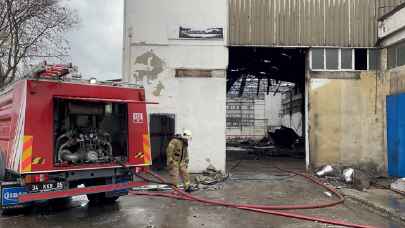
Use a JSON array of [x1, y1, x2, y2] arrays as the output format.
[[129, 191, 374, 228], [129, 169, 376, 228], [237, 207, 375, 228], [145, 169, 345, 210]]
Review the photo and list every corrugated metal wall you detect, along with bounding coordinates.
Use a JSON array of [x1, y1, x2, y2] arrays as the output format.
[[229, 0, 405, 47]]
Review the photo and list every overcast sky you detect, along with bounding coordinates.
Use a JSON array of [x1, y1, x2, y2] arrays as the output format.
[[64, 0, 124, 80]]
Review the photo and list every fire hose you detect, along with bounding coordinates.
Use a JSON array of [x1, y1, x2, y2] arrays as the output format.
[[128, 168, 375, 228]]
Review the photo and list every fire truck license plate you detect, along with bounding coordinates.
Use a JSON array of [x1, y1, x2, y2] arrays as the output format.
[[28, 182, 64, 193]]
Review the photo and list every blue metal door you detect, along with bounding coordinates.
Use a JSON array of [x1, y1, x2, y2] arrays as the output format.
[[387, 94, 405, 177]]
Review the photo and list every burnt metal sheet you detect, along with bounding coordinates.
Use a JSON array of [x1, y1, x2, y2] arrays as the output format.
[[229, 0, 405, 47]]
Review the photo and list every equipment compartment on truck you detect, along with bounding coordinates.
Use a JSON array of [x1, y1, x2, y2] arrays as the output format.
[[53, 99, 129, 165]]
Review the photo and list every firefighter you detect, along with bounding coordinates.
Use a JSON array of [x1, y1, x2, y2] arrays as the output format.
[[166, 129, 193, 192]]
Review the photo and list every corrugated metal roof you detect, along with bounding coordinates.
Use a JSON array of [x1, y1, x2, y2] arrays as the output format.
[[229, 0, 405, 47]]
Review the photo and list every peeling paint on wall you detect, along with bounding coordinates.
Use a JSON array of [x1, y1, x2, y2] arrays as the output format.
[[124, 0, 228, 173], [133, 50, 165, 83]]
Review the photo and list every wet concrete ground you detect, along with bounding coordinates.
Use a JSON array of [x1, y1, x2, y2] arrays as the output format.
[[341, 187, 405, 223], [0, 158, 403, 228]]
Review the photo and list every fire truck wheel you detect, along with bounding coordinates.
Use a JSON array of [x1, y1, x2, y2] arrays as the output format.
[[0, 152, 5, 180], [87, 193, 119, 204]]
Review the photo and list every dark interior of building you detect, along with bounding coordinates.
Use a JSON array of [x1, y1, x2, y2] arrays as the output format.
[[149, 114, 175, 170], [227, 47, 306, 94], [226, 47, 307, 166]]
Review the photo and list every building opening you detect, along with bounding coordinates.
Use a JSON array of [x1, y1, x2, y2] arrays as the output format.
[[149, 114, 175, 170], [226, 47, 307, 170]]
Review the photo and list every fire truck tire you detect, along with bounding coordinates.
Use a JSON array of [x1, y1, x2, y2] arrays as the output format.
[[87, 193, 119, 204], [0, 152, 5, 180]]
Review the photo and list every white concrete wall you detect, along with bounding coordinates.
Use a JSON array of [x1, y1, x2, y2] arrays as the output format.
[[378, 7, 405, 47], [123, 0, 228, 172]]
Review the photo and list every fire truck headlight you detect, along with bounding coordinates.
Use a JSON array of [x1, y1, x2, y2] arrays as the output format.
[[89, 77, 97, 84]]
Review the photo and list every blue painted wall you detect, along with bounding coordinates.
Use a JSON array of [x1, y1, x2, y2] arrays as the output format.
[[387, 94, 405, 177]]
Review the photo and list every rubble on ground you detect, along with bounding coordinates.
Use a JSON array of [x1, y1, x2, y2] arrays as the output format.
[[226, 126, 305, 159], [315, 165, 342, 178], [342, 168, 354, 182], [391, 178, 405, 193], [316, 165, 334, 177], [195, 164, 227, 186], [226, 126, 300, 149], [316, 164, 405, 194], [315, 165, 371, 191], [132, 165, 228, 192], [269, 126, 299, 148], [226, 138, 256, 147], [132, 184, 172, 191], [352, 169, 371, 191]]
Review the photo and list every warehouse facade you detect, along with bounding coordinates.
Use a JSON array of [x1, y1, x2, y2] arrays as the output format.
[[228, 0, 405, 174], [123, 0, 405, 174]]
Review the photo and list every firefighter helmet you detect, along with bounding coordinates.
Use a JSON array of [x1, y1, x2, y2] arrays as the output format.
[[183, 129, 192, 138]]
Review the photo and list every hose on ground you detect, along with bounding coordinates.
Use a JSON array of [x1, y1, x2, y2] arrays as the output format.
[[130, 191, 374, 228], [129, 168, 375, 228], [142, 168, 345, 210], [113, 159, 174, 186]]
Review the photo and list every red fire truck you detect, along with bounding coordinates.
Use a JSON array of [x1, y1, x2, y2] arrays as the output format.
[[0, 64, 151, 210]]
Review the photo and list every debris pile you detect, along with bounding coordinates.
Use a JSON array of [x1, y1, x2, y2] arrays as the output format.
[[316, 165, 335, 177], [391, 178, 405, 193], [132, 184, 172, 192], [315, 165, 371, 191], [316, 165, 405, 195], [227, 138, 256, 147], [195, 164, 228, 186], [342, 168, 354, 183], [226, 126, 304, 159], [269, 126, 299, 148], [131, 165, 228, 192]]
